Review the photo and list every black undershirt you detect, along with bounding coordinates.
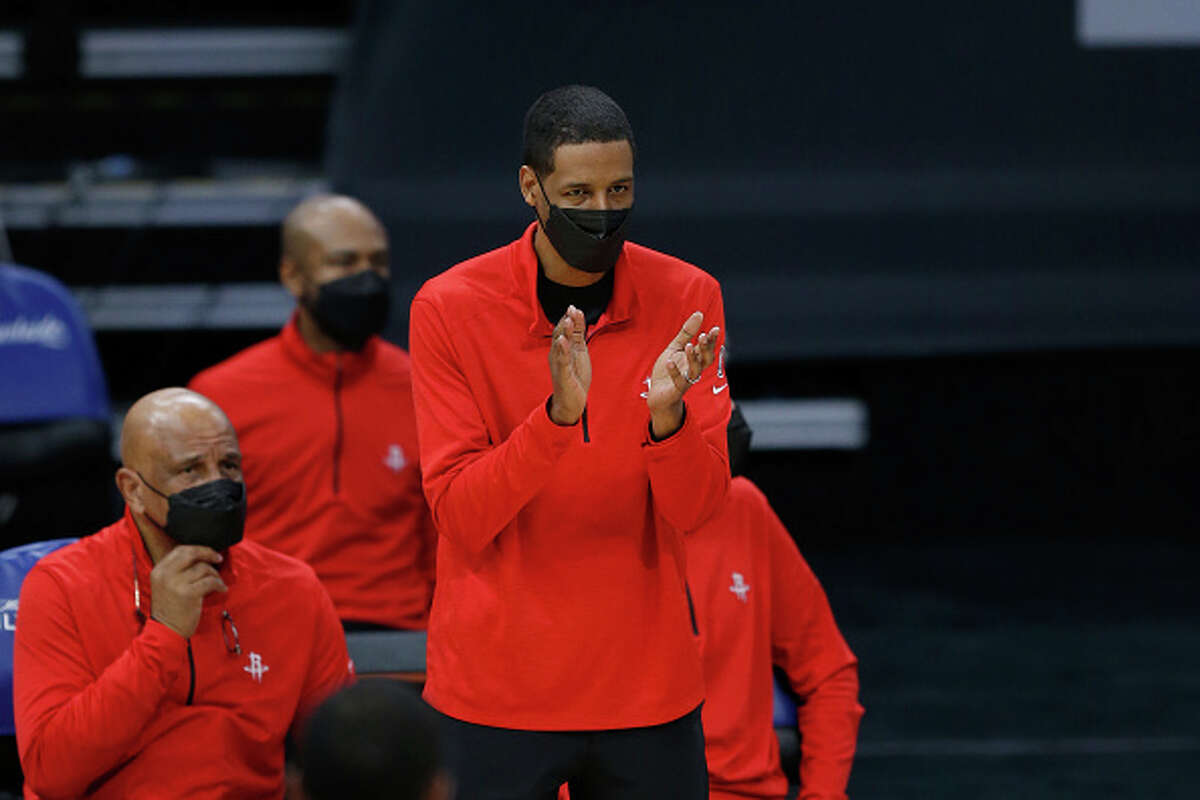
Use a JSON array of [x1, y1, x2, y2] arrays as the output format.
[[537, 261, 614, 329]]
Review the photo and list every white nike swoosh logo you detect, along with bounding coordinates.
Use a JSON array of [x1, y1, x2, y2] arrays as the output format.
[[712, 383, 729, 394]]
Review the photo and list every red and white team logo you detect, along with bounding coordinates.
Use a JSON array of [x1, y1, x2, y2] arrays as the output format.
[[244, 651, 270, 683], [383, 444, 407, 473], [729, 572, 750, 602]]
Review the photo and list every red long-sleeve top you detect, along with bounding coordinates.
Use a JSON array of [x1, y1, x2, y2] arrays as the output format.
[[190, 319, 434, 629], [13, 510, 353, 799], [409, 223, 731, 730], [689, 477, 863, 799]]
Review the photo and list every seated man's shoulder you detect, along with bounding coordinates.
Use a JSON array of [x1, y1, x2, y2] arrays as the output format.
[[729, 475, 770, 508], [370, 338, 413, 375], [694, 477, 770, 545], [25, 527, 121, 593], [190, 335, 286, 394], [718, 478, 778, 541], [233, 539, 323, 592]]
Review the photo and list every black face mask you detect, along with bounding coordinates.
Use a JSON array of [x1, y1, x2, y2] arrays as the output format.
[[139, 473, 247, 551], [727, 405, 754, 478], [304, 270, 390, 351], [536, 173, 631, 274]]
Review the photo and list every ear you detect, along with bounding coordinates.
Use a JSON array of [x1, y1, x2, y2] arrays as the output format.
[[279, 256, 305, 300], [518, 165, 540, 209], [115, 467, 146, 514]]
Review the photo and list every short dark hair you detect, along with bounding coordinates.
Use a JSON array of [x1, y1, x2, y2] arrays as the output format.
[[300, 680, 443, 800], [522, 85, 635, 176]]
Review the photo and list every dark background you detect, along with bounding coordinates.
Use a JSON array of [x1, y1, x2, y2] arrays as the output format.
[[3, 1, 1199, 797]]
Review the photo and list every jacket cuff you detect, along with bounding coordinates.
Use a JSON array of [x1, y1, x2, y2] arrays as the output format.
[[543, 395, 580, 429], [138, 618, 189, 689], [538, 395, 583, 442], [643, 401, 693, 447], [644, 402, 710, 468]]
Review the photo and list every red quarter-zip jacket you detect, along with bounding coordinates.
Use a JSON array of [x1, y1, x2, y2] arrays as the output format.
[[13, 509, 353, 799], [689, 478, 862, 800], [190, 318, 434, 629], [410, 223, 731, 730]]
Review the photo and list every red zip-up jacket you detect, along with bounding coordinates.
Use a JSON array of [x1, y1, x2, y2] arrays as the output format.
[[13, 509, 354, 799], [190, 318, 434, 629], [689, 478, 863, 800], [410, 223, 731, 730]]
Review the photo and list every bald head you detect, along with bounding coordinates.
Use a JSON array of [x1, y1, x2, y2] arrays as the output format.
[[119, 388, 242, 495], [278, 195, 391, 354], [281, 194, 387, 273]]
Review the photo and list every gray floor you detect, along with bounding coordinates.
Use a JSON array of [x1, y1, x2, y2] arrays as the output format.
[[807, 535, 1200, 799]]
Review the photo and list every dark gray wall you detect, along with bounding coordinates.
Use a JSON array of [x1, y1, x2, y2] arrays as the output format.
[[327, 1, 1200, 357]]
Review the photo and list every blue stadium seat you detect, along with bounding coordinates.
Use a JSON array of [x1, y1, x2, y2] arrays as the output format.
[[0, 264, 108, 425], [0, 265, 115, 547], [773, 674, 798, 728], [0, 538, 78, 736], [773, 674, 800, 788]]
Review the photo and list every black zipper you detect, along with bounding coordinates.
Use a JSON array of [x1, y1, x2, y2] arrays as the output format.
[[685, 583, 699, 636], [185, 640, 195, 705], [332, 357, 344, 495], [575, 323, 624, 445]]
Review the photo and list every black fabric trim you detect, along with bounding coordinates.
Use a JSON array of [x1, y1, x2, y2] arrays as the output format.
[[332, 358, 344, 495], [185, 640, 196, 705], [536, 259, 614, 328], [685, 583, 699, 636]]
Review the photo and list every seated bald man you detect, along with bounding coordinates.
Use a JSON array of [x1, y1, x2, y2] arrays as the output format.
[[190, 194, 433, 631], [13, 388, 354, 800]]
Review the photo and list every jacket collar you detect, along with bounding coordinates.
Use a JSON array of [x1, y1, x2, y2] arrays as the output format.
[[279, 312, 380, 382], [511, 222, 639, 338]]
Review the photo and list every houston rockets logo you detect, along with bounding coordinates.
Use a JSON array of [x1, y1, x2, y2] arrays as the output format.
[[729, 572, 750, 603], [244, 651, 270, 683], [383, 444, 407, 473]]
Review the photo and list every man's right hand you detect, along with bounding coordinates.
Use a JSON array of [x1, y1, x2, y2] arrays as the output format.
[[149, 545, 228, 638], [548, 305, 590, 425]]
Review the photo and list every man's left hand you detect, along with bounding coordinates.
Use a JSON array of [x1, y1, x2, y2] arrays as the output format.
[[646, 311, 720, 439]]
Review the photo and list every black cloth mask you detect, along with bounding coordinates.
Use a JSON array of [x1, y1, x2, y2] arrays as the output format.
[[305, 270, 390, 351], [536, 173, 631, 274], [139, 473, 246, 551], [727, 404, 754, 478]]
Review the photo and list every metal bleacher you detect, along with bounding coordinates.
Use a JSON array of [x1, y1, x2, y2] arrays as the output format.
[[1, 4, 349, 402], [1, 6, 868, 452]]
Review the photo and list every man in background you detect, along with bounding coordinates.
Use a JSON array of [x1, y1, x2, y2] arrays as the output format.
[[689, 404, 862, 799], [191, 195, 434, 630], [14, 388, 352, 798]]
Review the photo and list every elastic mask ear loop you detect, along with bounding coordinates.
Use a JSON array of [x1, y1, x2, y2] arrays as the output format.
[[533, 171, 554, 229], [135, 470, 171, 531]]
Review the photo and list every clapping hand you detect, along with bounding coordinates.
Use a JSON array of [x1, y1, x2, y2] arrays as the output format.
[[547, 305, 591, 426], [646, 311, 720, 438]]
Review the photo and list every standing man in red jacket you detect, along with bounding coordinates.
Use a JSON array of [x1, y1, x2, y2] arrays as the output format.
[[190, 195, 434, 631], [409, 85, 730, 799], [13, 388, 353, 799], [689, 405, 863, 800]]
